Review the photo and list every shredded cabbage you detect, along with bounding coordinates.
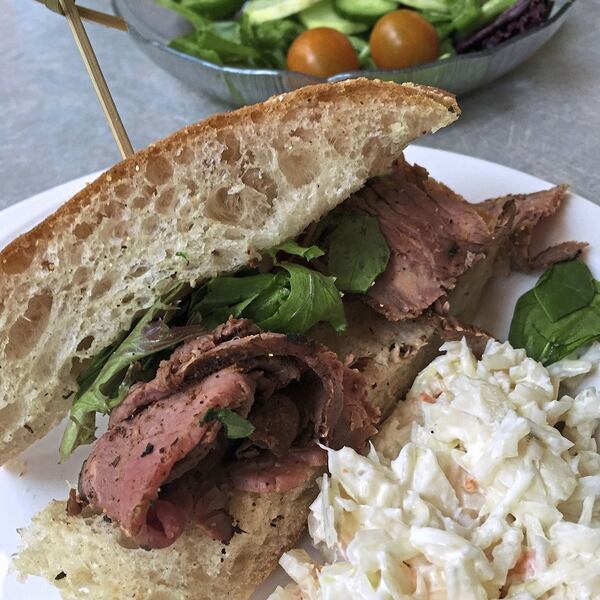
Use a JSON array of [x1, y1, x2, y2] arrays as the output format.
[[272, 339, 600, 599]]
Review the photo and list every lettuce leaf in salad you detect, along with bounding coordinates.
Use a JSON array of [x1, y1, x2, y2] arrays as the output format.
[[60, 283, 205, 460], [164, 7, 304, 69], [455, 0, 553, 52]]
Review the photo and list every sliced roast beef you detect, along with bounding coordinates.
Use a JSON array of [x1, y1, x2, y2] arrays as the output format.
[[229, 445, 328, 494], [479, 185, 587, 270], [344, 159, 584, 321], [79, 369, 257, 546], [330, 367, 379, 450], [236, 394, 301, 459], [79, 319, 374, 549], [109, 319, 261, 425], [347, 157, 493, 321]]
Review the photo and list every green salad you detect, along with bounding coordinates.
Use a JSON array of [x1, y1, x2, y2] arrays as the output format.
[[156, 0, 553, 75]]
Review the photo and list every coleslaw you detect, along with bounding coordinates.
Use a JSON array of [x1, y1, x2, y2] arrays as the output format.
[[270, 338, 600, 599]]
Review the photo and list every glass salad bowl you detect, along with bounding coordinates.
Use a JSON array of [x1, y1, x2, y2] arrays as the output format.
[[113, 0, 574, 106]]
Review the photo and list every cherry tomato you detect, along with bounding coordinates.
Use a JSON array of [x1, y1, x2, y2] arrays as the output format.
[[286, 27, 359, 78], [370, 10, 439, 70]]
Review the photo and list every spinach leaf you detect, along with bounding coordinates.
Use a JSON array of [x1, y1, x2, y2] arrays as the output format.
[[60, 283, 204, 459], [203, 408, 255, 439], [257, 262, 346, 334], [509, 262, 600, 365], [534, 260, 595, 322], [325, 213, 390, 293]]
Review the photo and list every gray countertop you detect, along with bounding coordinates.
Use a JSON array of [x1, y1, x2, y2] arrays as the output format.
[[1, 0, 598, 213]]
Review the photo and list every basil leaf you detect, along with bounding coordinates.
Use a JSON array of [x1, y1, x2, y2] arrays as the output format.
[[204, 408, 255, 439], [534, 260, 595, 322], [266, 241, 324, 262], [60, 283, 203, 460], [326, 213, 390, 293], [258, 262, 346, 334]]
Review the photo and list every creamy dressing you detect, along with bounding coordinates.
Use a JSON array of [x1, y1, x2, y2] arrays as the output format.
[[270, 339, 600, 599]]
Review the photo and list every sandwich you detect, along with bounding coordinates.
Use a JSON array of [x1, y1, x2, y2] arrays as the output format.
[[1, 79, 580, 599]]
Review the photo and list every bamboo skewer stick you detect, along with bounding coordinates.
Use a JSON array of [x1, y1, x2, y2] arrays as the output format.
[[35, 0, 128, 31], [55, 0, 134, 158]]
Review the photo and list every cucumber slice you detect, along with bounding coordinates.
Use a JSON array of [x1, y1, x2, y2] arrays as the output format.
[[334, 0, 397, 25], [243, 0, 321, 23], [180, 0, 245, 20], [300, 0, 368, 34]]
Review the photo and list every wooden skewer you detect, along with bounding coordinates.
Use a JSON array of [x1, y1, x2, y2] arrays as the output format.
[[56, 0, 134, 159], [35, 0, 129, 31]]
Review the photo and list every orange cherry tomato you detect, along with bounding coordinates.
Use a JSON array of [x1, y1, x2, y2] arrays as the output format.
[[286, 27, 359, 78], [370, 10, 439, 70]]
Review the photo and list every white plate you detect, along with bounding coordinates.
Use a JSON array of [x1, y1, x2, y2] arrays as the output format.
[[1, 147, 599, 600]]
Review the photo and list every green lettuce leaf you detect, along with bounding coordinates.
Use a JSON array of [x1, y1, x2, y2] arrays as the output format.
[[325, 213, 390, 293], [155, 0, 211, 29], [60, 283, 203, 460], [164, 9, 304, 70]]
